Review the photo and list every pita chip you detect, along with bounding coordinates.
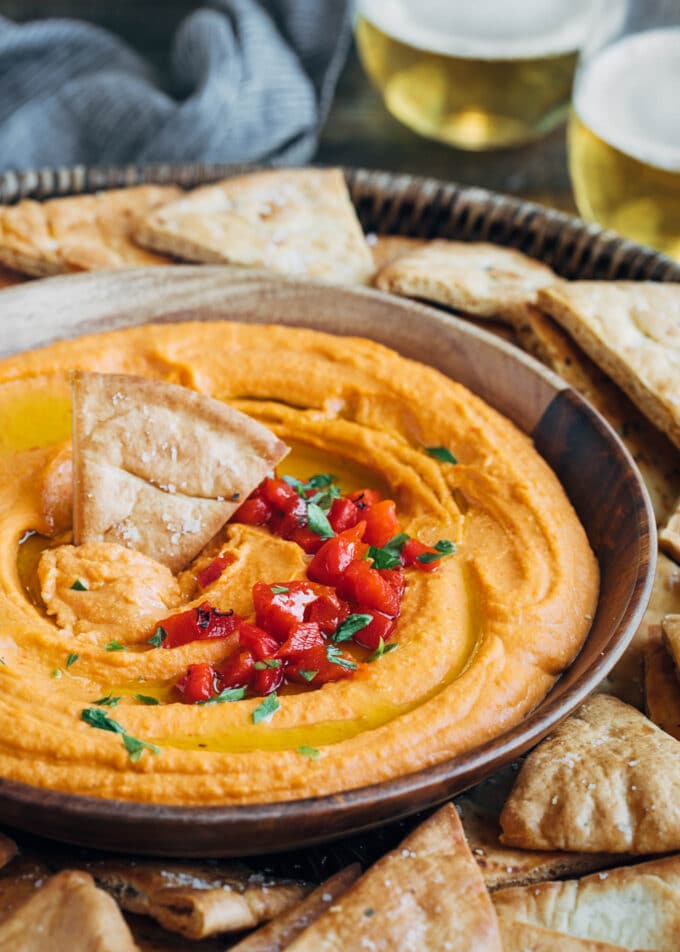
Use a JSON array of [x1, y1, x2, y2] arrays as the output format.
[[0, 186, 180, 277], [663, 613, 680, 670], [374, 240, 558, 323], [85, 859, 310, 940], [0, 833, 16, 873], [369, 234, 427, 272], [72, 372, 288, 572], [492, 854, 680, 951], [0, 264, 25, 288], [0, 869, 138, 951], [286, 803, 502, 952], [134, 168, 374, 285], [230, 865, 361, 952], [660, 496, 680, 563], [538, 282, 680, 450], [500, 694, 680, 854], [498, 920, 630, 952], [457, 798, 620, 891], [645, 630, 680, 740]]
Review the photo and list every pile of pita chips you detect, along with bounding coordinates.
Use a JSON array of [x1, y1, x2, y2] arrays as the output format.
[[134, 168, 374, 286], [71, 371, 288, 572], [0, 869, 138, 951], [0, 186, 180, 277]]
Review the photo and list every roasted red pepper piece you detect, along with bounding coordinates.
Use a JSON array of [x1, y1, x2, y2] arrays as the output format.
[[197, 554, 232, 589], [401, 538, 441, 572], [307, 522, 368, 587], [305, 589, 350, 635], [270, 494, 308, 538], [238, 621, 281, 661], [176, 663, 217, 703], [233, 496, 272, 526], [328, 496, 360, 533], [278, 621, 326, 659], [337, 560, 401, 616], [352, 609, 397, 650], [218, 649, 255, 689], [252, 581, 320, 642], [159, 603, 242, 649], [378, 568, 406, 601], [288, 526, 324, 553], [286, 644, 355, 685], [252, 665, 285, 696], [260, 477, 299, 509], [348, 488, 382, 510], [362, 499, 401, 548]]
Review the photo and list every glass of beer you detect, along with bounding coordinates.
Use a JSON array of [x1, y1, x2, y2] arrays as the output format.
[[569, 1, 680, 258], [354, 0, 597, 150]]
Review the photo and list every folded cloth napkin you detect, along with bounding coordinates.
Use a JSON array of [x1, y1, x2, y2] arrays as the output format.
[[0, 0, 351, 171]]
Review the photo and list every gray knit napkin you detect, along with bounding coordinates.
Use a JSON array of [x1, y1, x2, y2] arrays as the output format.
[[0, 0, 351, 171]]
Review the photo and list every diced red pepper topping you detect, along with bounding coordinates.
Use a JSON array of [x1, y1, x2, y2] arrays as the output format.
[[307, 522, 368, 587], [337, 560, 401, 616], [197, 554, 233, 589], [159, 602, 242, 649], [176, 663, 217, 703], [278, 621, 326, 659], [352, 609, 397, 651], [286, 644, 356, 685], [238, 621, 281, 661], [287, 526, 324, 554], [218, 649, 255, 689], [305, 589, 350, 635], [252, 665, 285, 696], [348, 488, 382, 510], [401, 538, 441, 573], [363, 499, 401, 548], [328, 496, 360, 533], [233, 496, 272, 526], [253, 581, 320, 642], [260, 477, 299, 510]]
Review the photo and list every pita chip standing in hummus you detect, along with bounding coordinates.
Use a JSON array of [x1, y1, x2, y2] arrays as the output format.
[[0, 322, 598, 805]]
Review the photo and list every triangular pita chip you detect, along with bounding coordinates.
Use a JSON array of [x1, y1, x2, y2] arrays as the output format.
[[83, 858, 310, 940], [499, 694, 680, 854], [0, 186, 180, 277], [457, 798, 621, 891], [492, 854, 680, 951], [663, 613, 680, 674], [286, 804, 502, 952], [538, 282, 680, 450], [645, 629, 680, 740], [134, 169, 374, 285], [369, 234, 427, 272], [660, 497, 680, 562], [374, 240, 558, 323], [0, 869, 138, 951], [230, 865, 361, 952], [498, 919, 630, 952], [72, 372, 289, 572]]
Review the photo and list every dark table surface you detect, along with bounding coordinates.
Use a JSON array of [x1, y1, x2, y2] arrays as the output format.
[[0, 1, 577, 214]]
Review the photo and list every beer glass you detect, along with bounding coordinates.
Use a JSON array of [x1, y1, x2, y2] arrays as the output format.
[[354, 0, 597, 150], [569, 1, 680, 258]]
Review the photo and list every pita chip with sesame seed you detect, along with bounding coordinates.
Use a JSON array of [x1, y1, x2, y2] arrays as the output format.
[[286, 803, 502, 952], [0, 869, 138, 951], [456, 798, 621, 891], [72, 371, 289, 573], [499, 694, 680, 854], [492, 854, 680, 951]]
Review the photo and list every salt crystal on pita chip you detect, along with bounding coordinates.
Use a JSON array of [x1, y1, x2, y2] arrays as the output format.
[[72, 371, 289, 573], [499, 694, 680, 854]]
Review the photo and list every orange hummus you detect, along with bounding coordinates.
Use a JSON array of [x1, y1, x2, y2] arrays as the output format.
[[0, 322, 598, 805]]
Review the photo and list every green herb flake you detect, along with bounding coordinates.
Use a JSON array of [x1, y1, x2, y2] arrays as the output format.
[[325, 646, 357, 671], [81, 707, 159, 762], [416, 551, 442, 565], [148, 626, 167, 648], [306, 502, 335, 540], [299, 669, 318, 682], [105, 640, 127, 652], [252, 692, 280, 724], [270, 585, 289, 595], [122, 733, 160, 763], [0, 658, 6, 666], [253, 659, 282, 670], [198, 686, 247, 705], [364, 908, 375, 918], [366, 532, 410, 570], [434, 539, 456, 555], [367, 638, 399, 662], [308, 473, 335, 488], [51, 668, 62, 679], [332, 613, 372, 643], [135, 694, 160, 705], [425, 446, 457, 464], [70, 578, 88, 591], [66, 652, 79, 669], [94, 695, 121, 707], [297, 745, 321, 760]]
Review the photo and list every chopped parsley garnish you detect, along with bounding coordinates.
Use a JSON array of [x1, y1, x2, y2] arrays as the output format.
[[94, 695, 121, 707], [297, 745, 321, 759], [367, 638, 399, 662], [415, 539, 457, 565], [253, 659, 282, 670], [366, 532, 410, 569], [325, 646, 357, 670], [308, 473, 335, 488], [198, 686, 246, 705], [148, 626, 167, 648], [425, 446, 457, 464], [270, 585, 289, 595], [105, 640, 127, 652], [134, 694, 160, 705], [299, 669, 317, 682], [283, 473, 341, 511], [306, 502, 335, 540], [51, 668, 62, 679], [434, 539, 456, 555], [70, 578, 88, 591], [332, 613, 372, 643], [364, 908, 375, 917], [81, 707, 159, 762], [66, 652, 79, 669], [252, 692, 280, 724]]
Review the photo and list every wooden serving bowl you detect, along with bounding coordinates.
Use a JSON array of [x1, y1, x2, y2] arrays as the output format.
[[0, 268, 656, 855]]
